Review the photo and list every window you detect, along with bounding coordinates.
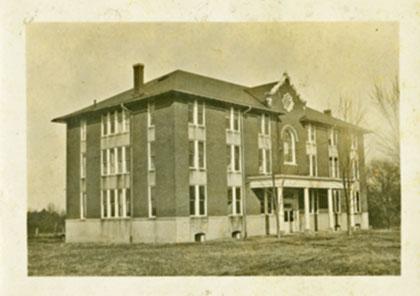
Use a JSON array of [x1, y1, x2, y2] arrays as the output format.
[[234, 145, 240, 171], [149, 186, 157, 217], [125, 146, 130, 173], [199, 186, 206, 215], [333, 190, 341, 213], [334, 157, 339, 178], [80, 192, 87, 219], [188, 102, 194, 124], [307, 124, 316, 143], [198, 141, 205, 169], [227, 186, 242, 215], [148, 100, 155, 127], [283, 128, 296, 164], [352, 159, 359, 179], [101, 150, 107, 175], [329, 156, 339, 178], [189, 141, 195, 168], [226, 145, 231, 171], [117, 110, 123, 133], [226, 107, 240, 131], [110, 148, 115, 174], [109, 111, 116, 134], [80, 152, 86, 178], [110, 189, 116, 217], [80, 119, 87, 141], [117, 189, 124, 217], [189, 185, 206, 216], [227, 145, 240, 172], [309, 154, 317, 176], [102, 190, 108, 218], [329, 128, 338, 146], [123, 110, 130, 132], [149, 142, 155, 171], [259, 148, 271, 174], [189, 186, 196, 215], [125, 189, 131, 217], [117, 147, 123, 174], [101, 189, 130, 219], [197, 101, 204, 126], [233, 109, 240, 131], [260, 114, 270, 135], [101, 110, 129, 136], [189, 140, 206, 170], [102, 114, 108, 136], [188, 100, 205, 126]]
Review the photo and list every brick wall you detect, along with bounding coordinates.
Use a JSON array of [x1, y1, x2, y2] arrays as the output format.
[[86, 114, 101, 218], [66, 119, 80, 219], [132, 103, 149, 217]]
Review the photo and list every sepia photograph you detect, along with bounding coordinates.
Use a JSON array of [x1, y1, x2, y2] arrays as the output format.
[[25, 22, 401, 276]]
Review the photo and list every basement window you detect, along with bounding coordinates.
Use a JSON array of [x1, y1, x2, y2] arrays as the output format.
[[232, 231, 241, 240], [194, 233, 206, 242]]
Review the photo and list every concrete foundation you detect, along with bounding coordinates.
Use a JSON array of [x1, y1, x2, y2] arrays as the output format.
[[65, 212, 370, 243]]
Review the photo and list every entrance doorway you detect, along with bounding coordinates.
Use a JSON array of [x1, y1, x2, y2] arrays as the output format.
[[283, 206, 295, 233]]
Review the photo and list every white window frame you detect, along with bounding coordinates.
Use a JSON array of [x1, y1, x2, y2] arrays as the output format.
[[148, 142, 155, 171], [260, 113, 271, 136], [80, 192, 87, 219], [227, 107, 241, 132], [188, 100, 205, 127], [283, 128, 297, 165], [148, 186, 156, 218], [80, 119, 87, 142], [329, 128, 338, 146], [148, 100, 155, 128], [80, 152, 86, 178], [189, 185, 207, 217], [227, 144, 241, 172], [101, 188, 130, 219], [307, 124, 316, 144], [189, 140, 206, 170], [228, 186, 243, 216], [259, 148, 271, 175], [309, 154, 318, 177]]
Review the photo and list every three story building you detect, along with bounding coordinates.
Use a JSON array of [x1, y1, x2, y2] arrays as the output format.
[[53, 63, 369, 243]]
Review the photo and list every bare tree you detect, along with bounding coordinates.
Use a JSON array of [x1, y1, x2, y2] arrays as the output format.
[[338, 131, 355, 236], [335, 96, 366, 236], [370, 79, 400, 164]]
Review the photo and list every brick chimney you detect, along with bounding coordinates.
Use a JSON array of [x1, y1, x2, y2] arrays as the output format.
[[133, 63, 144, 93], [323, 109, 332, 116]]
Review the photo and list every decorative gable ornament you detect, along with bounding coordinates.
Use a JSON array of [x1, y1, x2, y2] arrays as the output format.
[[282, 93, 294, 112]]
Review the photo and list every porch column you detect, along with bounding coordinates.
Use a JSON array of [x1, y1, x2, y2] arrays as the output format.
[[277, 186, 284, 231], [328, 188, 334, 230], [304, 187, 310, 231], [349, 188, 355, 228]]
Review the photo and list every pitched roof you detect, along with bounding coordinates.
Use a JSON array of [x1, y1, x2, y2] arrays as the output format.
[[300, 107, 370, 133], [52, 70, 279, 123], [52, 68, 370, 133]]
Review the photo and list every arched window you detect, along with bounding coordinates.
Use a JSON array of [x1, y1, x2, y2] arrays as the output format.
[[282, 126, 297, 164]]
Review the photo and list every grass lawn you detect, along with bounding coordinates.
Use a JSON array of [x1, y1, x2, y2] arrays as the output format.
[[27, 229, 400, 276]]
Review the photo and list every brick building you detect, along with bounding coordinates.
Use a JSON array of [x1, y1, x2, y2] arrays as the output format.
[[53, 63, 369, 243]]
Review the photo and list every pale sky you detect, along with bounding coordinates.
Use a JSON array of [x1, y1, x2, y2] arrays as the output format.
[[26, 22, 398, 211]]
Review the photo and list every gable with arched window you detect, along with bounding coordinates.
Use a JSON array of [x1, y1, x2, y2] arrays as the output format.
[[281, 125, 298, 165]]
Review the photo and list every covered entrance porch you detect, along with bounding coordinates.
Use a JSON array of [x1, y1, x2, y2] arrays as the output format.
[[248, 174, 345, 233]]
